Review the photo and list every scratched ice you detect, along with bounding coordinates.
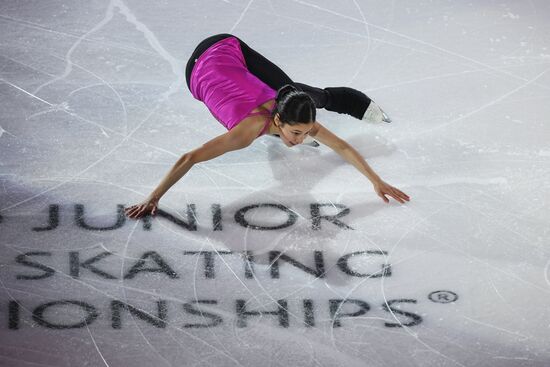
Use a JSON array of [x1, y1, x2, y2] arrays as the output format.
[[1, 0, 550, 366]]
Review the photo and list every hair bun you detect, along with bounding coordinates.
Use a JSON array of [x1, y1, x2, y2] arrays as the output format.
[[276, 84, 299, 103], [273, 84, 316, 125]]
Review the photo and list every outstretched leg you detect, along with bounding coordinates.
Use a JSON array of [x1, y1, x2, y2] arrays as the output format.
[[236, 37, 293, 90], [235, 38, 331, 109], [296, 85, 389, 123], [293, 83, 329, 109], [236, 37, 384, 121]]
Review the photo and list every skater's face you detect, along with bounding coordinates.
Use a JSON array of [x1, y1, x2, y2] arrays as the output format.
[[274, 115, 314, 147]]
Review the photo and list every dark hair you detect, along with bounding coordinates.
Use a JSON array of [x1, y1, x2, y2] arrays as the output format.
[[272, 84, 316, 125]]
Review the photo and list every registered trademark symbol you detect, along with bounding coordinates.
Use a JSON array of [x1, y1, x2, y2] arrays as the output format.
[[428, 290, 458, 303]]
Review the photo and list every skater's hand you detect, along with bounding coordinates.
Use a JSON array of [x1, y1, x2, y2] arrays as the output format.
[[125, 196, 160, 219], [373, 180, 410, 204]]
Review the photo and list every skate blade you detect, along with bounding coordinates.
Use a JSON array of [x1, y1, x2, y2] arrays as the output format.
[[302, 136, 320, 147], [304, 140, 320, 147]]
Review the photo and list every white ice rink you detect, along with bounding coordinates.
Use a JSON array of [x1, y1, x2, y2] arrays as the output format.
[[1, 0, 550, 366]]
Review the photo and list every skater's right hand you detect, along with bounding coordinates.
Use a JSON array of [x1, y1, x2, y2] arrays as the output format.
[[125, 196, 160, 219]]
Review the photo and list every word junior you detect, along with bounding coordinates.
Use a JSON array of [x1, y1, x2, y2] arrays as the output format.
[[30, 202, 354, 232]]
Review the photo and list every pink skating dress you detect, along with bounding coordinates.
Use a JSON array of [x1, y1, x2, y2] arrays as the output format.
[[189, 37, 276, 136]]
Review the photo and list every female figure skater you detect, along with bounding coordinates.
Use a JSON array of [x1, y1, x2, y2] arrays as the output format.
[[125, 34, 409, 219]]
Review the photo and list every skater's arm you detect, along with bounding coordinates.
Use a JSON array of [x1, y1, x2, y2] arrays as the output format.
[[125, 117, 265, 219], [309, 122, 410, 204], [149, 118, 263, 198], [309, 122, 380, 182]]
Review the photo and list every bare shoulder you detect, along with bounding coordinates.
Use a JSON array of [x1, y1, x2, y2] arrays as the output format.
[[309, 121, 323, 137], [234, 99, 275, 140], [260, 99, 276, 111], [249, 99, 276, 115], [230, 114, 270, 142]]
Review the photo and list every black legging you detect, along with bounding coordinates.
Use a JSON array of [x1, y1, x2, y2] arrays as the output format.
[[185, 34, 371, 119]]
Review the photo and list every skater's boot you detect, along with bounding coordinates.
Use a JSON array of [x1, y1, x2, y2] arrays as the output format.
[[362, 101, 392, 123]]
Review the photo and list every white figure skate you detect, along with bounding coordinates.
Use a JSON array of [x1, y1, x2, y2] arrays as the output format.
[[362, 101, 392, 123]]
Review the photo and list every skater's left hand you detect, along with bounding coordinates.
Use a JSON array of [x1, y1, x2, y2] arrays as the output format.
[[373, 180, 410, 204]]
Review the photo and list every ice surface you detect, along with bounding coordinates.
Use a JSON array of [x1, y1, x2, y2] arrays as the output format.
[[1, 0, 550, 366]]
